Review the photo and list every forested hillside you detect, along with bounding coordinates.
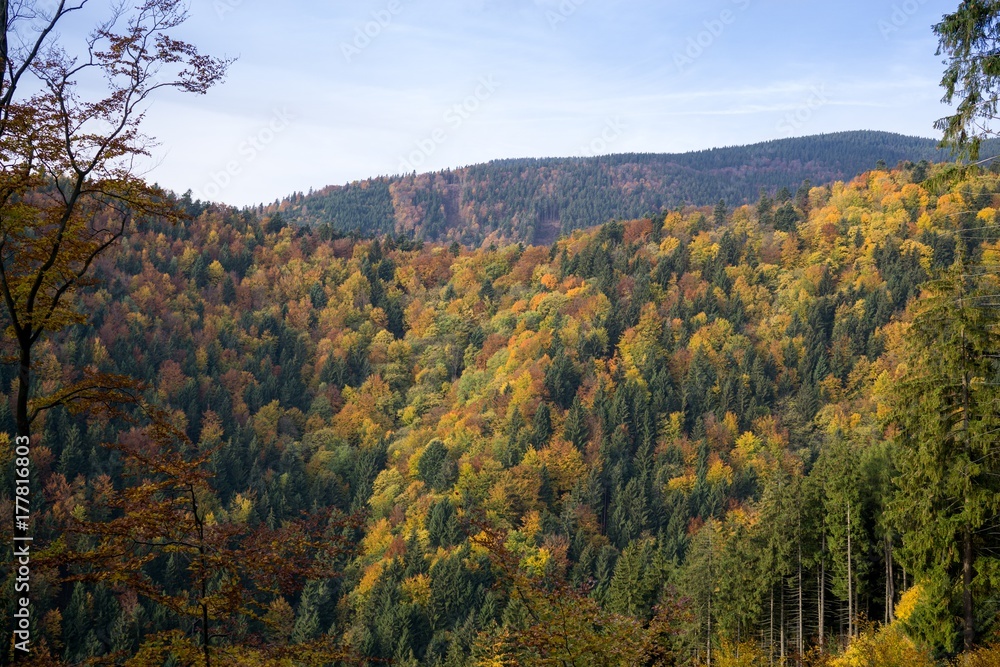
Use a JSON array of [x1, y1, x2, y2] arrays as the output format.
[[265, 131, 999, 246], [5, 160, 1000, 665]]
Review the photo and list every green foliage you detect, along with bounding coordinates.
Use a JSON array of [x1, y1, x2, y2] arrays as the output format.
[[887, 259, 1000, 653], [274, 132, 1000, 244], [428, 499, 462, 549], [10, 163, 1000, 664], [935, 2, 1000, 160], [418, 439, 455, 491]]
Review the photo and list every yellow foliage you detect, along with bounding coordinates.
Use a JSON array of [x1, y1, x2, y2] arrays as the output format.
[[534, 439, 586, 494], [954, 644, 1000, 667], [361, 518, 395, 559], [227, 494, 254, 524], [829, 625, 935, 667], [690, 231, 720, 266], [734, 432, 763, 466], [659, 236, 680, 255], [401, 574, 432, 607], [714, 639, 768, 667], [521, 510, 543, 541], [667, 473, 695, 493], [707, 458, 733, 486], [723, 412, 739, 437], [354, 560, 387, 598], [893, 584, 924, 623], [207, 259, 226, 284], [521, 547, 551, 576], [198, 411, 224, 449], [252, 400, 283, 445], [369, 468, 405, 518], [262, 597, 295, 643]]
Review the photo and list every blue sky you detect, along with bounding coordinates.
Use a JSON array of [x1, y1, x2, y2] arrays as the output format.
[[124, 0, 956, 205]]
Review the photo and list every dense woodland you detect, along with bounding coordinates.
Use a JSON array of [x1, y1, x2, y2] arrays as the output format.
[[267, 131, 1000, 246], [4, 160, 1000, 665]]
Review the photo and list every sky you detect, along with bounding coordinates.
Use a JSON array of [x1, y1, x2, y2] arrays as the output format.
[[75, 0, 960, 206]]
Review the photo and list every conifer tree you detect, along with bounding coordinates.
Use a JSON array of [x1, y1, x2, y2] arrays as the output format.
[[564, 397, 590, 452], [935, 1, 1000, 159], [888, 260, 1000, 653]]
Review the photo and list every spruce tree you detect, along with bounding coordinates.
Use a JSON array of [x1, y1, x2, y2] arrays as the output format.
[[530, 403, 552, 447], [564, 397, 589, 451], [888, 261, 1000, 653]]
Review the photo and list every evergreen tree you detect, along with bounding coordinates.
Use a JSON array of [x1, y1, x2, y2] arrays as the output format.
[[58, 425, 86, 480], [292, 580, 328, 644], [888, 262, 1000, 654], [606, 538, 663, 619], [530, 403, 552, 448], [418, 440, 450, 491], [428, 499, 462, 549], [564, 397, 590, 452], [714, 199, 728, 227], [545, 351, 581, 409], [934, 1, 1000, 160]]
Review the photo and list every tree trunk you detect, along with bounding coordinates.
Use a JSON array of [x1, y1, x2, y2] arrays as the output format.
[[770, 586, 775, 667], [847, 501, 854, 639], [707, 601, 712, 667], [964, 527, 974, 651], [0, 0, 8, 95], [819, 529, 825, 652], [15, 343, 30, 553], [707, 526, 712, 667], [16, 344, 30, 438], [780, 586, 785, 663], [798, 537, 803, 665], [886, 536, 895, 624], [960, 295, 974, 653]]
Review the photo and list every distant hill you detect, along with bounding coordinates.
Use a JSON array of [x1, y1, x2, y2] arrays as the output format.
[[267, 131, 997, 245]]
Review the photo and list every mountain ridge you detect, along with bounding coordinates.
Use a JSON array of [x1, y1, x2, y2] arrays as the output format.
[[262, 130, 999, 245]]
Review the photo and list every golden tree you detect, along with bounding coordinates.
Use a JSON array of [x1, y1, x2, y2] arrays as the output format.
[[0, 0, 229, 441]]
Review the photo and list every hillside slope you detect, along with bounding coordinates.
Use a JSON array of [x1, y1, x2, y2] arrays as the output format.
[[267, 130, 997, 245], [15, 160, 1000, 663]]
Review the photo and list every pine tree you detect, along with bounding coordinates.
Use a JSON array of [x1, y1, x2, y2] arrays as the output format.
[[887, 261, 1000, 654], [428, 499, 461, 549], [606, 538, 663, 619], [292, 580, 329, 645], [934, 2, 1000, 160], [58, 425, 86, 480], [418, 439, 450, 490], [545, 352, 581, 409], [681, 519, 721, 665], [502, 409, 530, 468], [714, 200, 728, 228], [530, 403, 552, 448], [564, 397, 589, 451]]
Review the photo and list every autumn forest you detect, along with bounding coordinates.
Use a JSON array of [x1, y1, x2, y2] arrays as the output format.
[[4, 1, 1000, 666], [2, 160, 999, 665]]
